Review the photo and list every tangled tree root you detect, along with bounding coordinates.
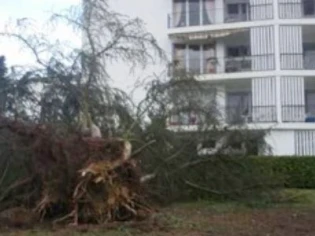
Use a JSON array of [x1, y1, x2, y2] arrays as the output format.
[[0, 117, 152, 225]]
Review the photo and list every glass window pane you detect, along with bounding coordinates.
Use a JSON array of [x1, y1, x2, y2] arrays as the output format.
[[241, 3, 248, 14], [189, 0, 200, 26], [174, 44, 186, 68], [173, 0, 186, 27], [227, 4, 239, 14], [227, 47, 240, 57], [304, 0, 315, 15], [306, 92, 315, 113], [189, 45, 200, 73], [204, 44, 216, 73], [203, 0, 214, 25]]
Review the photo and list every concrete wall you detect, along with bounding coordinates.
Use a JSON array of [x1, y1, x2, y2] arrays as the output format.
[[264, 130, 295, 155]]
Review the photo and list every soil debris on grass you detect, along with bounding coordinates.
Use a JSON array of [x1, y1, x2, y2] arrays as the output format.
[[2, 197, 315, 236]]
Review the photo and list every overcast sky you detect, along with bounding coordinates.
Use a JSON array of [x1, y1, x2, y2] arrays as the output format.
[[0, 0, 80, 66], [0, 0, 169, 100]]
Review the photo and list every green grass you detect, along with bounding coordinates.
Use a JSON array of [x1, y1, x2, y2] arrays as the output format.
[[280, 189, 315, 204], [2, 189, 315, 236], [171, 200, 248, 213]]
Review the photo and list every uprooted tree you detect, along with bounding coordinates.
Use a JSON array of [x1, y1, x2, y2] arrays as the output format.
[[0, 0, 164, 225], [0, 0, 274, 227]]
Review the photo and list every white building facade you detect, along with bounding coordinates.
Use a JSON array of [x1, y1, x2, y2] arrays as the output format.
[[164, 0, 315, 156]]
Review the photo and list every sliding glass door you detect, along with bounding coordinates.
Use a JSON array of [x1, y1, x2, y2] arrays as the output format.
[[173, 0, 186, 27], [173, 0, 213, 27], [189, 0, 200, 26], [189, 45, 201, 73]]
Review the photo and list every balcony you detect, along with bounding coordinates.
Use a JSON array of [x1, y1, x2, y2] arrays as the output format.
[[281, 78, 315, 123], [171, 54, 275, 76], [167, 105, 277, 126], [280, 53, 315, 70], [168, 111, 201, 126], [279, 0, 315, 19], [226, 105, 277, 124], [282, 105, 307, 122], [280, 25, 315, 70], [168, 0, 273, 29], [281, 105, 315, 123]]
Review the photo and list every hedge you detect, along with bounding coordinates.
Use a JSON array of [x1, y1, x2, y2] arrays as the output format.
[[252, 156, 315, 189], [149, 156, 315, 203]]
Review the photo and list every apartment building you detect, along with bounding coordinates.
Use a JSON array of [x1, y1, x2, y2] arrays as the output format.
[[165, 0, 315, 156]]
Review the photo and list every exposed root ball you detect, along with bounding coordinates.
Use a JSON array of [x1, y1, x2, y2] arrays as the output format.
[[0, 117, 151, 225]]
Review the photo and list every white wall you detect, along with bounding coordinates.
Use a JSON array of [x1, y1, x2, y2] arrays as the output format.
[[265, 130, 295, 156]]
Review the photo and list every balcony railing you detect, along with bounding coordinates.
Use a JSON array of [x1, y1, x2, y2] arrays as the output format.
[[168, 105, 277, 126], [279, 1, 315, 19], [171, 54, 275, 76], [280, 53, 315, 70], [168, 111, 206, 126], [226, 105, 277, 124], [282, 105, 306, 122], [167, 3, 273, 28]]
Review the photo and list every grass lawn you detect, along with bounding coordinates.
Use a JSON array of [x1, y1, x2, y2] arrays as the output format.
[[2, 189, 315, 236]]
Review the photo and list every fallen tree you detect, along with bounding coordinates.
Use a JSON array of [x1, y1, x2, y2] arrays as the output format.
[[0, 116, 152, 225]]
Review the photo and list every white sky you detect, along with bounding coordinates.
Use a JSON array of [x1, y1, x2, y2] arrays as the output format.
[[0, 0, 80, 66], [0, 0, 169, 101]]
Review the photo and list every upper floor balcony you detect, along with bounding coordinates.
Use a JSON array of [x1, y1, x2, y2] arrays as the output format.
[[279, 0, 315, 19], [167, 79, 277, 127], [170, 29, 275, 76], [280, 25, 315, 70], [281, 77, 315, 123], [168, 0, 273, 29], [171, 54, 274, 76]]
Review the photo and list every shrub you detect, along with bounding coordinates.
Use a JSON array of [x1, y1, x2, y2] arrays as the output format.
[[148, 156, 315, 204], [253, 156, 315, 189], [148, 156, 285, 203]]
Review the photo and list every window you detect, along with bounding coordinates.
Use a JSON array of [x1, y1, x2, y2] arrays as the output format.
[[227, 4, 239, 14], [174, 0, 215, 27], [189, 45, 201, 74], [227, 92, 251, 109], [304, 0, 315, 16], [227, 92, 252, 123], [173, 44, 186, 68], [204, 44, 216, 73], [226, 3, 249, 22], [189, 0, 200, 26], [227, 46, 250, 57], [303, 43, 315, 52], [241, 3, 247, 14], [306, 91, 315, 114], [203, 0, 213, 25], [173, 44, 217, 74], [225, 46, 251, 72], [304, 43, 315, 69], [173, 0, 186, 27]]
